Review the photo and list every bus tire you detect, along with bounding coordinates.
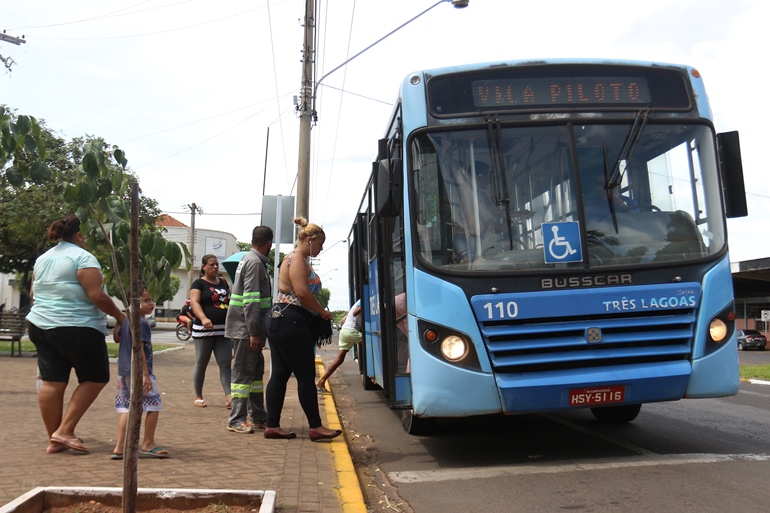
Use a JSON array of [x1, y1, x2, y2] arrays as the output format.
[[590, 404, 642, 423], [400, 409, 437, 435]]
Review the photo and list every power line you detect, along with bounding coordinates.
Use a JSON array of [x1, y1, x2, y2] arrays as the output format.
[[318, 83, 392, 106], [163, 210, 262, 217], [10, 3, 282, 41]]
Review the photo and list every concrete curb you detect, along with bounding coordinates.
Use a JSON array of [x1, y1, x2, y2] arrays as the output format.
[[315, 357, 368, 513], [740, 378, 770, 386]]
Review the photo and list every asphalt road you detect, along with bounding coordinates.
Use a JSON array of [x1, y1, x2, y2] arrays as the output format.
[[325, 346, 770, 513]]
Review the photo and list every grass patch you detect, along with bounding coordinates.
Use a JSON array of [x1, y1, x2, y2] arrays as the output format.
[[0, 340, 178, 357], [739, 364, 770, 381]]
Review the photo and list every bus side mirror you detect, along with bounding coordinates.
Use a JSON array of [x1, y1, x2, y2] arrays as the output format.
[[717, 131, 748, 218], [375, 158, 403, 217]]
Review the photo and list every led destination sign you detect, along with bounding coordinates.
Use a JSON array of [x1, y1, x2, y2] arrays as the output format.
[[472, 77, 652, 108], [427, 65, 692, 116]]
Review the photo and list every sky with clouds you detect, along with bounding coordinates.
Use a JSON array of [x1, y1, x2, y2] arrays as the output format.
[[2, 0, 766, 310]]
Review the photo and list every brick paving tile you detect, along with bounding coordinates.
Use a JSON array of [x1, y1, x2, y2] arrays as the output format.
[[0, 344, 347, 512]]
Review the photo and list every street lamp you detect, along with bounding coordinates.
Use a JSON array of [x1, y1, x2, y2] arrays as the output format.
[[295, 0, 469, 219]]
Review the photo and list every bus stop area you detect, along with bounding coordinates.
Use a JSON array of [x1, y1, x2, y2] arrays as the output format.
[[732, 256, 770, 335], [0, 336, 366, 513]]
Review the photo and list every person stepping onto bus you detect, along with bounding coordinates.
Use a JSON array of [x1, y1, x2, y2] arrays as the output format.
[[316, 300, 362, 393]]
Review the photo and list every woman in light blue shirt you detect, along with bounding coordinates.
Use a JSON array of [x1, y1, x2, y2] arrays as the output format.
[[27, 214, 126, 455]]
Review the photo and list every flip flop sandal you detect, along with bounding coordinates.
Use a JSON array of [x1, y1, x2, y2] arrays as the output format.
[[194, 399, 207, 407], [49, 435, 89, 453], [139, 447, 170, 458]]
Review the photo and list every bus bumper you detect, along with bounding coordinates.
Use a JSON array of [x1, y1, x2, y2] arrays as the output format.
[[685, 340, 739, 397], [495, 360, 691, 413]]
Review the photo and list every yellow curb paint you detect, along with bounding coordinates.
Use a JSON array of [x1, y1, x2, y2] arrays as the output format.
[[316, 359, 368, 513]]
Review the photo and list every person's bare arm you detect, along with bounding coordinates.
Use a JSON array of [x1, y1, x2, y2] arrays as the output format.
[[288, 257, 331, 320], [76, 267, 126, 325], [190, 288, 211, 329], [140, 344, 152, 393]]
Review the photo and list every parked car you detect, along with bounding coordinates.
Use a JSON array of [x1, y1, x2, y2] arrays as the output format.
[[107, 315, 156, 329], [736, 329, 767, 351]]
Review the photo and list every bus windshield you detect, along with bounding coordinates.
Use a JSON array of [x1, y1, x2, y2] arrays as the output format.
[[410, 122, 725, 271]]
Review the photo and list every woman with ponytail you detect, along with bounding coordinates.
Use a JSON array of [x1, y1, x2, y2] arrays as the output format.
[[263, 217, 341, 441]]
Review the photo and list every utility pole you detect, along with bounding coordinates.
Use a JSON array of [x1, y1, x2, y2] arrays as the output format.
[[293, 1, 467, 222], [295, 0, 315, 221], [1, 31, 26, 73], [0, 32, 26, 45], [187, 203, 202, 294]]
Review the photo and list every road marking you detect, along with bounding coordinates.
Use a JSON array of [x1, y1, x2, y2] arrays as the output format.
[[737, 389, 770, 397], [541, 413, 655, 455], [389, 453, 770, 483]]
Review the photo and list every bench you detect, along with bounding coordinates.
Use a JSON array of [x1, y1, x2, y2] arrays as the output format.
[[0, 312, 28, 357]]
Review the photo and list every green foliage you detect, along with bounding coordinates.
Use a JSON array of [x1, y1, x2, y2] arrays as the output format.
[[314, 287, 330, 309], [65, 139, 188, 306], [0, 106, 50, 186], [265, 248, 285, 277], [0, 105, 190, 308], [0, 110, 76, 280], [331, 310, 348, 324], [740, 364, 770, 381]]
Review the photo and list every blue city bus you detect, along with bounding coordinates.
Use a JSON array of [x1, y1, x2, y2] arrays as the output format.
[[347, 59, 747, 434]]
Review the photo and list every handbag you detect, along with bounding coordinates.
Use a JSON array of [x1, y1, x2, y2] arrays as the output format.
[[309, 314, 333, 347]]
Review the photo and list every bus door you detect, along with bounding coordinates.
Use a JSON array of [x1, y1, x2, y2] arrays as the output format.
[[373, 136, 412, 408], [351, 194, 386, 391], [380, 213, 411, 407], [348, 213, 365, 365]]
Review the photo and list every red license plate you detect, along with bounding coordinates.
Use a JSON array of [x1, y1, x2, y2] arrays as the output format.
[[569, 385, 625, 406]]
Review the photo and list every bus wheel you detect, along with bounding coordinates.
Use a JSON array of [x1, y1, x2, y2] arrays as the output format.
[[590, 404, 642, 423], [400, 409, 437, 435]]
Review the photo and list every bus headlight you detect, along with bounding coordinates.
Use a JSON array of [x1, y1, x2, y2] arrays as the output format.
[[709, 318, 728, 343], [440, 335, 468, 361]]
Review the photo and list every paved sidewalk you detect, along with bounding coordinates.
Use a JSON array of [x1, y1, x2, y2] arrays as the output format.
[[0, 343, 366, 512]]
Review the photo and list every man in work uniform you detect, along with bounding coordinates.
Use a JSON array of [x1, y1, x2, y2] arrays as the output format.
[[225, 225, 274, 433]]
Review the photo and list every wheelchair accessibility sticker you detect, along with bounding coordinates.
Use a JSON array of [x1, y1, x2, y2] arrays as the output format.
[[543, 222, 582, 263]]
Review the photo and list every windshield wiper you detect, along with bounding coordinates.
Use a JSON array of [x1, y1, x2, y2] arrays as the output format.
[[603, 109, 651, 233], [602, 142, 620, 233], [484, 115, 515, 251], [607, 109, 650, 190]]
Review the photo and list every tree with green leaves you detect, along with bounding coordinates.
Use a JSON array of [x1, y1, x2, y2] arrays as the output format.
[[1, 106, 186, 305], [3, 105, 190, 512]]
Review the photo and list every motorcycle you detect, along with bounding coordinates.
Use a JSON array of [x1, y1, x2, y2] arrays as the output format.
[[176, 315, 192, 341]]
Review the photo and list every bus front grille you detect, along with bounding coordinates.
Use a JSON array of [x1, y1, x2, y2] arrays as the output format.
[[480, 309, 696, 374]]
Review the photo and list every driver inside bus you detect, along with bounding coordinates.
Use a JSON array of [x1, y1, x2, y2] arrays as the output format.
[[583, 171, 639, 225]]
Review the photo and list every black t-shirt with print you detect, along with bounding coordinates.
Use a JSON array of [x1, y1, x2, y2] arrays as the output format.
[[190, 278, 230, 327]]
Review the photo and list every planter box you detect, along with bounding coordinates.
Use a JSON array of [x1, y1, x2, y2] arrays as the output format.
[[0, 487, 276, 513]]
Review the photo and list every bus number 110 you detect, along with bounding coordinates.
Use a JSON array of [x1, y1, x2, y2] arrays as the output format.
[[483, 301, 519, 319]]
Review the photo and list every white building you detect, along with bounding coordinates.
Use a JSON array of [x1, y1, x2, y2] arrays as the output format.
[[155, 214, 240, 319], [0, 273, 22, 313]]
